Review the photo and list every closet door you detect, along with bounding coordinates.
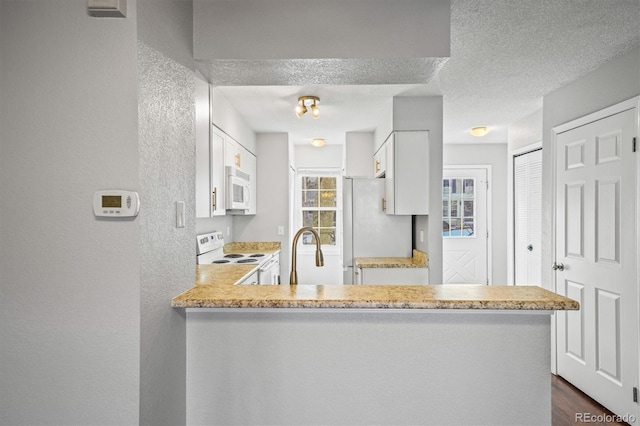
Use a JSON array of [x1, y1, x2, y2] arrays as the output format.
[[513, 149, 542, 285]]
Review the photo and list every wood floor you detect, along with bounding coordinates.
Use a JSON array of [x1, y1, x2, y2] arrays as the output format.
[[552, 374, 629, 425]]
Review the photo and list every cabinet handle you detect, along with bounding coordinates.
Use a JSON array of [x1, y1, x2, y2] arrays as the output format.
[[375, 160, 380, 173], [382, 197, 386, 212], [212, 188, 217, 211], [235, 153, 241, 168]]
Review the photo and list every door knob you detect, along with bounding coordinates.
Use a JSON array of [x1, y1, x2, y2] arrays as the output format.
[[527, 244, 533, 252], [552, 262, 565, 271]]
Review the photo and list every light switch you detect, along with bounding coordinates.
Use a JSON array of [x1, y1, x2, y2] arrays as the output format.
[[176, 201, 185, 228], [277, 226, 285, 236], [419, 230, 424, 243]]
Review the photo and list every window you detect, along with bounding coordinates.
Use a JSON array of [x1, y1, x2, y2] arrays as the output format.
[[442, 177, 476, 237], [300, 175, 338, 246]]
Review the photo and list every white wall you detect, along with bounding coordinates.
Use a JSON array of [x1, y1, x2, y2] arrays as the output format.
[[234, 133, 291, 279], [137, 0, 195, 424], [443, 144, 508, 285], [508, 109, 542, 152], [295, 145, 343, 169], [194, 0, 450, 60], [0, 1, 140, 424], [345, 132, 374, 177], [541, 46, 640, 292]]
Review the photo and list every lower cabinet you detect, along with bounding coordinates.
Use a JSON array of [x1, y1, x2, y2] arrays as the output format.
[[356, 267, 429, 285]]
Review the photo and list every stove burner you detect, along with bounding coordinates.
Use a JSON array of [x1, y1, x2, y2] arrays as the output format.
[[212, 259, 231, 264], [224, 254, 244, 258], [249, 254, 265, 258], [237, 258, 258, 264]]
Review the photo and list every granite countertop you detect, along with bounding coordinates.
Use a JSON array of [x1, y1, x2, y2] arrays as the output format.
[[355, 249, 428, 268], [175, 242, 577, 311], [172, 265, 579, 310], [224, 241, 281, 254]]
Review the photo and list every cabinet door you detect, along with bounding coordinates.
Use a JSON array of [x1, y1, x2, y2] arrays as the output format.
[[211, 128, 226, 215], [396, 130, 429, 214], [386, 131, 429, 215], [384, 134, 395, 214], [225, 137, 245, 170], [195, 74, 212, 218], [373, 145, 386, 178]]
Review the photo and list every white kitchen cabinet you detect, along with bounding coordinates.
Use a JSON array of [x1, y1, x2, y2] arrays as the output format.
[[373, 144, 386, 177], [195, 76, 226, 217], [224, 137, 242, 170], [355, 266, 429, 285], [382, 130, 429, 215], [224, 136, 257, 215], [210, 128, 226, 215]]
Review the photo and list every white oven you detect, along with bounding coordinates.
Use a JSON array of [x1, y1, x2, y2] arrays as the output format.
[[226, 166, 250, 211], [258, 255, 280, 285], [196, 232, 281, 285]]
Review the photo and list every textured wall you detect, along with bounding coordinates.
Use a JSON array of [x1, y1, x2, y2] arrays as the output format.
[[0, 1, 140, 424], [541, 46, 640, 293], [137, 1, 195, 424]]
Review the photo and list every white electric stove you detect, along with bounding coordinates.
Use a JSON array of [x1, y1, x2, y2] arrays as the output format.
[[196, 232, 280, 284]]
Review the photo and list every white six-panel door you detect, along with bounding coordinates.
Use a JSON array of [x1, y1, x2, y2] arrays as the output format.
[[555, 106, 638, 422]]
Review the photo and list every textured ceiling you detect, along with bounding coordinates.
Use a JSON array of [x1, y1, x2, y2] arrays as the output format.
[[205, 0, 640, 145]]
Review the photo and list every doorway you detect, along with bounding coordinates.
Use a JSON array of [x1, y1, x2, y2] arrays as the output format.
[[442, 166, 490, 284], [554, 99, 639, 422], [513, 148, 542, 285]]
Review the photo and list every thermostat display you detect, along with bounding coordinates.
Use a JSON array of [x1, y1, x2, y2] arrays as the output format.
[[93, 190, 140, 217]]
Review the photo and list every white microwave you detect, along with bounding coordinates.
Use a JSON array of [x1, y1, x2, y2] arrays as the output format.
[[226, 166, 251, 212]]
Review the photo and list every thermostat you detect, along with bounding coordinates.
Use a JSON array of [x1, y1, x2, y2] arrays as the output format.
[[93, 190, 140, 218]]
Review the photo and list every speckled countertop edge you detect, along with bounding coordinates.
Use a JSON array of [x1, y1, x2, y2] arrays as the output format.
[[355, 249, 428, 268], [172, 270, 580, 311], [224, 241, 281, 254]]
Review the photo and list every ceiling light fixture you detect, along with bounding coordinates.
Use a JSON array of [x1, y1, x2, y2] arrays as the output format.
[[470, 126, 490, 137], [310, 138, 326, 147], [295, 96, 320, 119]]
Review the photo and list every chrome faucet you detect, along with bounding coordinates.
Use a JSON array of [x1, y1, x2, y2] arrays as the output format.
[[290, 226, 324, 285]]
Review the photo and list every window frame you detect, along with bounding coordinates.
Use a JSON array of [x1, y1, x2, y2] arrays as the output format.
[[295, 168, 342, 254]]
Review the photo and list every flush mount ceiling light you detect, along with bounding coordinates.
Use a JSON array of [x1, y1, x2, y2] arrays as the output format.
[[310, 138, 326, 147], [470, 126, 490, 137], [295, 96, 320, 119]]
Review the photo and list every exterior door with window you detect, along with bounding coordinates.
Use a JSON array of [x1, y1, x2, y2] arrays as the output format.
[[442, 168, 489, 284], [295, 171, 342, 284]]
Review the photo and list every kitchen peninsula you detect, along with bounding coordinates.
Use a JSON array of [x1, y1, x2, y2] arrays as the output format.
[[173, 278, 578, 425]]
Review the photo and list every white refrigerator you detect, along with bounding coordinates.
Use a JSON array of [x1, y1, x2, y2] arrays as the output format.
[[342, 177, 412, 284]]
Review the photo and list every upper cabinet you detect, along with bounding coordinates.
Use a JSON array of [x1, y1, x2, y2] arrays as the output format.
[[224, 136, 257, 215], [380, 130, 429, 215], [196, 74, 223, 217], [373, 144, 387, 178]]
